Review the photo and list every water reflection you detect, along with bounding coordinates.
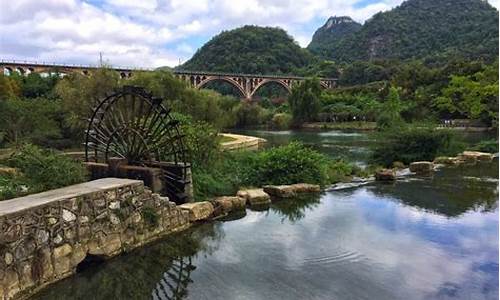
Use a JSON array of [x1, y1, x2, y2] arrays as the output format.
[[371, 162, 499, 217], [34, 130, 498, 300], [270, 193, 321, 222], [34, 223, 224, 300], [152, 256, 194, 300]]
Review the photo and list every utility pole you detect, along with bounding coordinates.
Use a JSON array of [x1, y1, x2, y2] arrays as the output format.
[[99, 52, 103, 67]]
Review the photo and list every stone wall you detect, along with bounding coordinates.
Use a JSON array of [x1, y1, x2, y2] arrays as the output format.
[[0, 178, 190, 300]]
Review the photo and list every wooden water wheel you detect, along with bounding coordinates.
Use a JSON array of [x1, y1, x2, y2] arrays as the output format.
[[84, 85, 190, 202]]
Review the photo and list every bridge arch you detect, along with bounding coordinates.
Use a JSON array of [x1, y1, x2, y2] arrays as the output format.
[[3, 67, 13, 76], [250, 79, 292, 98], [198, 77, 247, 99]]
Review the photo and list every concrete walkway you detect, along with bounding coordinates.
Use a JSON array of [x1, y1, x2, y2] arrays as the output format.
[[220, 133, 266, 151]]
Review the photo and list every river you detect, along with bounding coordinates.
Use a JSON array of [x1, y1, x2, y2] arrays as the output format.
[[35, 129, 498, 300]]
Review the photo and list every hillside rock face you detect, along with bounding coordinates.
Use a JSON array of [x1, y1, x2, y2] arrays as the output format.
[[311, 0, 499, 61], [307, 16, 362, 57]]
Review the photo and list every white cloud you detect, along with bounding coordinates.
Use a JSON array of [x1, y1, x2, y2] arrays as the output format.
[[0, 0, 498, 68]]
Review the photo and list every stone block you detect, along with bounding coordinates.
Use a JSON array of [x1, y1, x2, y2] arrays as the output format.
[[179, 202, 214, 222], [53, 256, 71, 277], [237, 189, 271, 205], [263, 185, 296, 198], [291, 183, 321, 193], [409, 161, 434, 175], [71, 244, 87, 266], [101, 233, 122, 257], [213, 196, 244, 213], [53, 243, 72, 259], [37, 247, 54, 281], [4, 268, 20, 299], [19, 261, 34, 290], [375, 169, 396, 181], [461, 151, 493, 162], [264, 183, 321, 198]]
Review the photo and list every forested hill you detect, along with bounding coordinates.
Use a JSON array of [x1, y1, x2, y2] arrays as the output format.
[[311, 0, 499, 62], [307, 16, 362, 58], [179, 26, 314, 74]]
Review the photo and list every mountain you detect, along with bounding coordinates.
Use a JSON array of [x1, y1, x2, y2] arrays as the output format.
[[179, 25, 314, 74], [313, 0, 499, 62], [307, 16, 362, 58]]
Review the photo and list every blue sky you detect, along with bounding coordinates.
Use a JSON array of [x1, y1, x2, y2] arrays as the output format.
[[0, 0, 498, 68]]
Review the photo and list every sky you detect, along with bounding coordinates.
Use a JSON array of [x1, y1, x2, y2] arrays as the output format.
[[0, 0, 499, 68]]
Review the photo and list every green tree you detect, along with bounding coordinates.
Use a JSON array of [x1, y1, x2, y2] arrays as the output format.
[[0, 98, 61, 145], [288, 78, 322, 125], [434, 63, 498, 125], [55, 67, 121, 140], [20, 73, 59, 99], [377, 86, 404, 129], [0, 74, 21, 100]]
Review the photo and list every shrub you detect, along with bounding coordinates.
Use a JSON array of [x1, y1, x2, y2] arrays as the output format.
[[6, 144, 88, 193], [327, 159, 354, 183], [245, 142, 332, 186], [269, 113, 292, 130], [233, 101, 271, 127], [0, 98, 63, 146], [141, 207, 160, 228], [473, 139, 498, 153], [172, 113, 222, 167], [371, 127, 465, 166]]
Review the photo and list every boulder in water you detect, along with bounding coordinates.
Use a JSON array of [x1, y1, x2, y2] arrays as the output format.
[[375, 169, 396, 181], [179, 202, 214, 221], [263, 183, 321, 198], [409, 161, 434, 175], [237, 189, 271, 205], [459, 151, 493, 162]]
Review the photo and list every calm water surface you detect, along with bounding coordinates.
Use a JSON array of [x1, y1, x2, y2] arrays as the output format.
[[35, 129, 499, 300]]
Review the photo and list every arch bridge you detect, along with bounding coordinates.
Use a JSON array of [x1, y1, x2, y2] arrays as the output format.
[[1, 60, 337, 100], [174, 70, 336, 100]]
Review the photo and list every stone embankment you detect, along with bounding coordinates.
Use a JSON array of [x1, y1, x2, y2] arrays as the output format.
[[0, 178, 190, 300], [0, 177, 321, 299]]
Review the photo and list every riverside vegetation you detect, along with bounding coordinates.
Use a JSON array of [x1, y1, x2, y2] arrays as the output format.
[[0, 0, 498, 201], [0, 65, 497, 201]]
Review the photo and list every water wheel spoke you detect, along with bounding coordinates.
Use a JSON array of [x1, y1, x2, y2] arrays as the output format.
[[85, 86, 189, 202]]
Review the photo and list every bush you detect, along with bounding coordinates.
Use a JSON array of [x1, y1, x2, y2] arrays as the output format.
[[0, 98, 63, 146], [191, 142, 357, 200], [172, 113, 222, 167], [473, 139, 498, 153], [371, 127, 465, 166], [233, 101, 271, 127], [244, 142, 332, 186], [269, 113, 292, 130], [5, 144, 88, 194]]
